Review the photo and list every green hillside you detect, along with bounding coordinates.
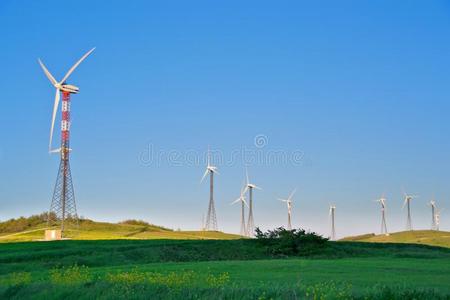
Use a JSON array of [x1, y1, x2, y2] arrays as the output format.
[[0, 239, 449, 299], [341, 230, 450, 248], [0, 214, 241, 243]]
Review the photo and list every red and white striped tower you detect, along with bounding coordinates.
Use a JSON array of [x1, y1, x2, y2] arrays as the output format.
[[48, 91, 78, 234], [39, 48, 95, 236]]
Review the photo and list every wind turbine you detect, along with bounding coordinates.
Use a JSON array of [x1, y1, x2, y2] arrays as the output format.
[[375, 195, 388, 235], [200, 147, 219, 231], [39, 48, 95, 153], [430, 200, 437, 230], [243, 168, 261, 237], [38, 48, 95, 235], [329, 204, 336, 241], [402, 191, 418, 231], [278, 189, 296, 230], [231, 183, 249, 236]]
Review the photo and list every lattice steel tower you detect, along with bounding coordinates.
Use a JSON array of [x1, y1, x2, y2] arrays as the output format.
[[201, 148, 218, 231], [48, 91, 78, 233], [244, 168, 261, 237]]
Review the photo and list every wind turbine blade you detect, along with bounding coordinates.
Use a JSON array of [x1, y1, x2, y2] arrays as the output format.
[[49, 89, 61, 152], [212, 168, 220, 175], [402, 199, 408, 209], [200, 169, 209, 183], [243, 186, 249, 194], [243, 198, 249, 208], [278, 198, 287, 202], [38, 59, 57, 85], [288, 188, 297, 201], [60, 47, 95, 83], [49, 148, 61, 153], [231, 198, 241, 205], [254, 185, 262, 190]]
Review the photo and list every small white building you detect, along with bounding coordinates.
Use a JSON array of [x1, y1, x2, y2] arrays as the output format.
[[44, 229, 62, 241]]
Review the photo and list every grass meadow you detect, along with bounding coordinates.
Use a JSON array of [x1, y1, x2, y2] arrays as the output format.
[[0, 239, 449, 299]]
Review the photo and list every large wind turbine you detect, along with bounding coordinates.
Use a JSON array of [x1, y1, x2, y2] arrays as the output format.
[[329, 204, 336, 241], [375, 195, 388, 235], [201, 148, 219, 231], [231, 184, 249, 236], [243, 168, 261, 237], [402, 191, 418, 231], [39, 48, 95, 235], [430, 200, 437, 230], [278, 189, 296, 230]]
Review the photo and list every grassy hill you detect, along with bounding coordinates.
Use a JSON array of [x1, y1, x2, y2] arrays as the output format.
[[341, 230, 450, 248], [2, 216, 450, 298], [0, 214, 241, 243], [0, 239, 449, 299]]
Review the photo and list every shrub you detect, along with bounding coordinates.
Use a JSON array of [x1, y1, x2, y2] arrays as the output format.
[[0, 213, 48, 233], [255, 227, 328, 256], [119, 219, 150, 226]]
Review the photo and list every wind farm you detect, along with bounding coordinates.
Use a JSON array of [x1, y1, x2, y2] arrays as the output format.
[[1, 1, 450, 299]]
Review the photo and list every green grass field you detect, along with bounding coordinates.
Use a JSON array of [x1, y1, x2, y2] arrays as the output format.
[[341, 230, 450, 248], [1, 239, 450, 299], [2, 216, 450, 299]]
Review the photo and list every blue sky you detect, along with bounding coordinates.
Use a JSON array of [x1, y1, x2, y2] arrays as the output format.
[[0, 1, 449, 237]]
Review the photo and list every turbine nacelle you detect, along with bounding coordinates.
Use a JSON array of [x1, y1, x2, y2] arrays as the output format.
[[207, 165, 219, 173], [58, 84, 80, 94], [278, 189, 296, 210], [244, 167, 261, 192], [201, 164, 219, 183], [232, 182, 249, 208], [246, 183, 260, 190], [375, 196, 387, 208], [329, 205, 336, 216], [201, 147, 219, 182], [279, 199, 292, 211], [402, 193, 418, 209]]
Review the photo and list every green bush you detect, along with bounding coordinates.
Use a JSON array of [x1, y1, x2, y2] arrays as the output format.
[[0, 213, 48, 233], [255, 227, 328, 256]]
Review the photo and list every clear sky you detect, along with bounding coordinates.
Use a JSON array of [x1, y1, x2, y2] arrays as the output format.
[[0, 1, 449, 238]]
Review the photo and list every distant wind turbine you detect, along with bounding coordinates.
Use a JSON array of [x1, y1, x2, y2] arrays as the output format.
[[231, 183, 249, 236], [402, 190, 418, 231], [201, 147, 219, 231], [243, 168, 261, 237], [375, 195, 388, 235], [278, 189, 296, 230]]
